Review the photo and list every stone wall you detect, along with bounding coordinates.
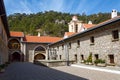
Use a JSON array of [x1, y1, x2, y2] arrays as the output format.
[[0, 17, 9, 65], [25, 43, 48, 62], [49, 20, 120, 66]]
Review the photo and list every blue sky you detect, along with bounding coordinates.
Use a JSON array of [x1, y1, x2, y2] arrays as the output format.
[[4, 0, 120, 16]]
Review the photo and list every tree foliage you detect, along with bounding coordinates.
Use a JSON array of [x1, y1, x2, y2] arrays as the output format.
[[8, 11, 119, 37]]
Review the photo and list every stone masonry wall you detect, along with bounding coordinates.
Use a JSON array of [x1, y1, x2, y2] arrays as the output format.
[[49, 21, 120, 66], [26, 43, 48, 62]]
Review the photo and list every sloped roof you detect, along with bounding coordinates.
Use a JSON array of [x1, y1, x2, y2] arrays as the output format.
[[64, 32, 76, 37], [49, 16, 120, 46], [83, 24, 95, 29], [24, 35, 62, 43], [0, 0, 10, 37], [10, 31, 24, 37]]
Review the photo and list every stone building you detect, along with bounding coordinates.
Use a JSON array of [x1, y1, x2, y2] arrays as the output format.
[[48, 12, 120, 67], [0, 0, 10, 65], [8, 31, 62, 62]]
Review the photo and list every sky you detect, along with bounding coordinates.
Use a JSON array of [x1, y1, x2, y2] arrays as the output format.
[[4, 0, 120, 16]]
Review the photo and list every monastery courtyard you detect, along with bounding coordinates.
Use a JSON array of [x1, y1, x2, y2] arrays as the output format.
[[0, 62, 120, 80]]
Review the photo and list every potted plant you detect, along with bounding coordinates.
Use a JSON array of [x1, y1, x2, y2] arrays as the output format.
[[85, 53, 93, 65], [81, 60, 84, 63], [94, 59, 106, 67], [0, 64, 6, 73]]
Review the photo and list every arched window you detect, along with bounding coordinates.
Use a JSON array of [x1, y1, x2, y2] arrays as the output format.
[[75, 24, 78, 32], [71, 25, 73, 32], [34, 46, 46, 60]]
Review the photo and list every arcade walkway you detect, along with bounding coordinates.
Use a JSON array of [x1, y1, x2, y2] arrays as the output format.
[[0, 62, 120, 80]]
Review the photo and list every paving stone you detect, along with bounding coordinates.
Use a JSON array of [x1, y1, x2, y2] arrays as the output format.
[[0, 62, 87, 80], [1, 62, 120, 80]]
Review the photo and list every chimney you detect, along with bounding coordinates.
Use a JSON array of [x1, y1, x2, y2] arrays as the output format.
[[38, 32, 41, 37], [111, 9, 117, 18], [88, 21, 92, 24]]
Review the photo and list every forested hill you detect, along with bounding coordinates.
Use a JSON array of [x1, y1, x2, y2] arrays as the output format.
[[7, 11, 120, 37]]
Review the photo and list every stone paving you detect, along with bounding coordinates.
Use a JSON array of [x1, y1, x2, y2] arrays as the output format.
[[52, 66, 120, 80], [0, 62, 120, 80], [0, 62, 87, 80]]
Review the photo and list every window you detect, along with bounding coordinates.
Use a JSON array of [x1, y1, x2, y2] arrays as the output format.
[[77, 40, 80, 47], [94, 54, 99, 60], [69, 42, 71, 49], [62, 45, 64, 50], [90, 36, 94, 45], [71, 25, 73, 31], [75, 54, 77, 62], [108, 55, 114, 64], [59, 55, 62, 60], [112, 30, 119, 40], [81, 55, 84, 60]]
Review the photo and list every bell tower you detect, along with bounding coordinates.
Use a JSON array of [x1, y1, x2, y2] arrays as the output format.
[[68, 16, 80, 33]]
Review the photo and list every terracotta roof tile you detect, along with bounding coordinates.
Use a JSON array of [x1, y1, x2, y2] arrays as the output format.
[[83, 24, 95, 29], [97, 16, 120, 26], [10, 31, 24, 37], [24, 36, 62, 43], [64, 32, 76, 37]]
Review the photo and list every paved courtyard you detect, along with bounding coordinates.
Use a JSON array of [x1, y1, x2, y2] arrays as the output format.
[[0, 62, 120, 80]]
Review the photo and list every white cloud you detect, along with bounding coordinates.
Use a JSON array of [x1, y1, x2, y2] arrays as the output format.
[[74, 0, 87, 14], [41, 0, 64, 12], [4, 0, 32, 15], [52, 0, 64, 11], [18, 1, 32, 14]]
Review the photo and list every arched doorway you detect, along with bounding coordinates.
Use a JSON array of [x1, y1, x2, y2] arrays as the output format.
[[12, 52, 21, 62], [34, 54, 45, 60], [34, 46, 46, 61]]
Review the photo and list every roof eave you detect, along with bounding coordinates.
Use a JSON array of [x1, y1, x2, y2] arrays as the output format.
[[0, 0, 10, 38], [49, 17, 120, 47]]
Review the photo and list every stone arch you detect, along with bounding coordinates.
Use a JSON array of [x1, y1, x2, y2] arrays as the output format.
[[11, 52, 21, 62], [34, 45, 46, 51], [34, 54, 45, 60], [8, 38, 20, 49], [75, 24, 78, 32], [34, 45, 46, 61], [10, 51, 24, 62]]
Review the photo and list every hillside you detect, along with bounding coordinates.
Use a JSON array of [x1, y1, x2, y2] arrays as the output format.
[[8, 11, 118, 37]]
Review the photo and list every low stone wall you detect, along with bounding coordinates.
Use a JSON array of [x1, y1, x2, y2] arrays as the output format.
[[34, 60, 75, 67]]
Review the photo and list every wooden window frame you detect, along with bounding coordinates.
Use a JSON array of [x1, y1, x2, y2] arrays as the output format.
[[112, 30, 119, 41], [90, 36, 94, 45]]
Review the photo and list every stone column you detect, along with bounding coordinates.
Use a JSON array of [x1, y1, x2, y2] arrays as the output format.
[[28, 50, 34, 63], [23, 43, 26, 61], [46, 48, 49, 60], [77, 48, 80, 63], [64, 43, 69, 66], [49, 48, 52, 60]]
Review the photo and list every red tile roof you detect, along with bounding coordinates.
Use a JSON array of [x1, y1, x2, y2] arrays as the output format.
[[64, 32, 76, 37], [10, 31, 24, 37], [24, 36, 62, 43], [83, 24, 95, 29], [97, 16, 120, 26]]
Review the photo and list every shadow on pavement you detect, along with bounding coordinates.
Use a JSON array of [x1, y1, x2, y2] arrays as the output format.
[[1, 62, 88, 80]]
